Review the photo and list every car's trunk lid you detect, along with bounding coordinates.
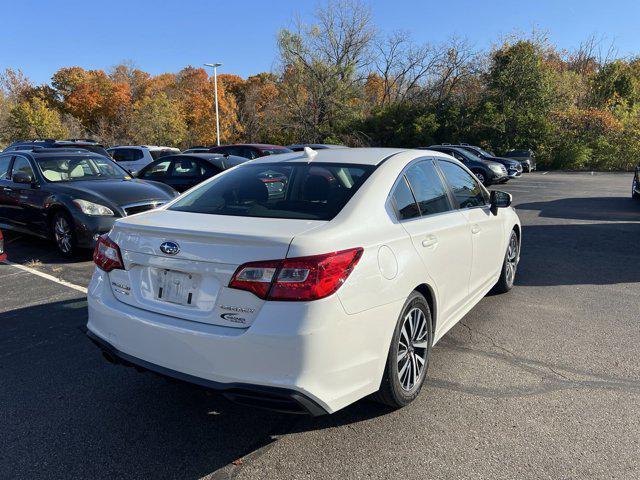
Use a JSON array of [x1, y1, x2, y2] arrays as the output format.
[[107, 210, 324, 328]]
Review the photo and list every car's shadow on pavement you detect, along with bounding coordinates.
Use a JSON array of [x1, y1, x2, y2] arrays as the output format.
[[0, 298, 392, 480], [517, 196, 640, 222], [515, 220, 640, 286]]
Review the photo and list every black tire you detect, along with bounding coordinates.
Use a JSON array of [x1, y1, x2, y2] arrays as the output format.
[[472, 170, 487, 185], [51, 210, 77, 258], [632, 177, 640, 199], [373, 291, 433, 408], [492, 229, 519, 294]]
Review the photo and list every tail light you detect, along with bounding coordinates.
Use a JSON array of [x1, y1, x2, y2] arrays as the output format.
[[229, 248, 363, 301], [93, 234, 124, 272]]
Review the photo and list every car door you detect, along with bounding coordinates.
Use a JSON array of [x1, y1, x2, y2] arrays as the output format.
[[5, 156, 49, 234], [437, 159, 504, 296], [0, 155, 15, 225], [395, 159, 473, 327]]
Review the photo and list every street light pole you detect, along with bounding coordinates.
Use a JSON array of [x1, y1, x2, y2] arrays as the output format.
[[204, 63, 223, 146]]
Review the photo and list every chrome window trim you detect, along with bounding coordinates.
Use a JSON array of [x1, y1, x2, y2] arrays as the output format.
[[387, 156, 460, 223]]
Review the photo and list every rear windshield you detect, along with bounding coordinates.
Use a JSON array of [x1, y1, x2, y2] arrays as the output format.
[[169, 162, 374, 220]]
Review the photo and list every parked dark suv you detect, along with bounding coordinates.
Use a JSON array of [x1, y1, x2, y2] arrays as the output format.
[[503, 149, 536, 172], [633, 162, 640, 200], [425, 145, 508, 185], [454, 145, 523, 178], [4, 139, 111, 158], [0, 148, 177, 256]]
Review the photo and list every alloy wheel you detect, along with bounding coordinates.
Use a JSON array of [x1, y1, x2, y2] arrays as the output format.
[[397, 307, 429, 391], [54, 216, 73, 254], [505, 232, 519, 285]]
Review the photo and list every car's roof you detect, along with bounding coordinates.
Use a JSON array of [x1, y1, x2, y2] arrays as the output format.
[[20, 148, 104, 157], [248, 147, 409, 166], [288, 144, 347, 149], [215, 143, 290, 149], [109, 145, 178, 150], [164, 153, 244, 161]]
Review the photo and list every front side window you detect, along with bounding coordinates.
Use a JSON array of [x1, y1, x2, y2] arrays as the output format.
[[437, 160, 488, 208], [172, 158, 205, 177], [0, 156, 12, 179], [141, 160, 171, 178], [35, 155, 128, 182], [169, 162, 374, 220], [405, 161, 452, 216], [11, 157, 34, 178]]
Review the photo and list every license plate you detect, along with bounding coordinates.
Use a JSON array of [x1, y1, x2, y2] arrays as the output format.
[[157, 270, 196, 306]]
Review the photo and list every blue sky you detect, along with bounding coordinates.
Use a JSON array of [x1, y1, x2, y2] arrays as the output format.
[[3, 0, 639, 85]]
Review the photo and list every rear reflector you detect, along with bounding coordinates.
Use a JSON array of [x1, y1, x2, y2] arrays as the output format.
[[229, 248, 363, 301], [93, 234, 124, 272]]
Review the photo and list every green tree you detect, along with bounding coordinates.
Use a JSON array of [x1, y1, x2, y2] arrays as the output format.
[[481, 40, 554, 153], [130, 92, 186, 147], [4, 95, 68, 141]]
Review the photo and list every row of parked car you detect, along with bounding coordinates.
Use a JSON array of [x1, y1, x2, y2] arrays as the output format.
[[0, 137, 534, 257]]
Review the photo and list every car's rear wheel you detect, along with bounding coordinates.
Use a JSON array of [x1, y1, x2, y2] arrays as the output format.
[[492, 229, 519, 294], [52, 211, 77, 258], [373, 291, 433, 408]]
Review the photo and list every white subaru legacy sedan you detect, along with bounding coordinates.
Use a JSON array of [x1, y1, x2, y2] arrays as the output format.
[[87, 148, 521, 415]]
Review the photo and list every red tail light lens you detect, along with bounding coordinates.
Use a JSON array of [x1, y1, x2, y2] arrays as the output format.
[[227, 260, 280, 299], [229, 248, 363, 301], [93, 234, 124, 272]]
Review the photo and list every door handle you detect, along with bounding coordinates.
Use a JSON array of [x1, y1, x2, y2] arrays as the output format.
[[471, 224, 481, 234], [3, 187, 12, 192], [422, 235, 438, 248]]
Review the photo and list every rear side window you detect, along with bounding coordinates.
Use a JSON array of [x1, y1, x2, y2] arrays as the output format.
[[110, 148, 143, 162], [391, 177, 420, 220], [437, 160, 488, 208], [404, 161, 452, 216], [169, 162, 374, 220], [0, 156, 11, 179]]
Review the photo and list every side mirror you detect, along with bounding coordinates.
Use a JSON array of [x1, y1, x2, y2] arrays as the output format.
[[490, 190, 512, 215], [12, 171, 33, 185]]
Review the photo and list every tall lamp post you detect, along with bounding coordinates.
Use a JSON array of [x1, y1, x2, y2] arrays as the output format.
[[204, 63, 223, 146]]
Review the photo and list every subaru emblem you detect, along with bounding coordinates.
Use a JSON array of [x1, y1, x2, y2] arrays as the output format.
[[160, 241, 180, 255]]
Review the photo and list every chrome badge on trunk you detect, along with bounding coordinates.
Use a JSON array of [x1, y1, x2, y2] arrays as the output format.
[[160, 241, 180, 255]]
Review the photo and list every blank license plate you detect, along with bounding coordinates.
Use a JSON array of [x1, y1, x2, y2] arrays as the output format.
[[157, 270, 196, 305]]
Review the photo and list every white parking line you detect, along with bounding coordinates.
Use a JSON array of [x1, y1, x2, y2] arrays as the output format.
[[1, 260, 88, 294]]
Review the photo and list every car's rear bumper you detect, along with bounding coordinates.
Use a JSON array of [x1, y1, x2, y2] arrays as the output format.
[[87, 269, 401, 414], [86, 330, 328, 415]]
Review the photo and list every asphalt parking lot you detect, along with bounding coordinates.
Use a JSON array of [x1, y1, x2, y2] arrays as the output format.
[[1, 172, 639, 480]]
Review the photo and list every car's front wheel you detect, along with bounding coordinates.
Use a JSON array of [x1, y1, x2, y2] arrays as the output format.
[[472, 170, 487, 185], [51, 211, 77, 258], [373, 291, 433, 408], [492, 229, 519, 294]]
